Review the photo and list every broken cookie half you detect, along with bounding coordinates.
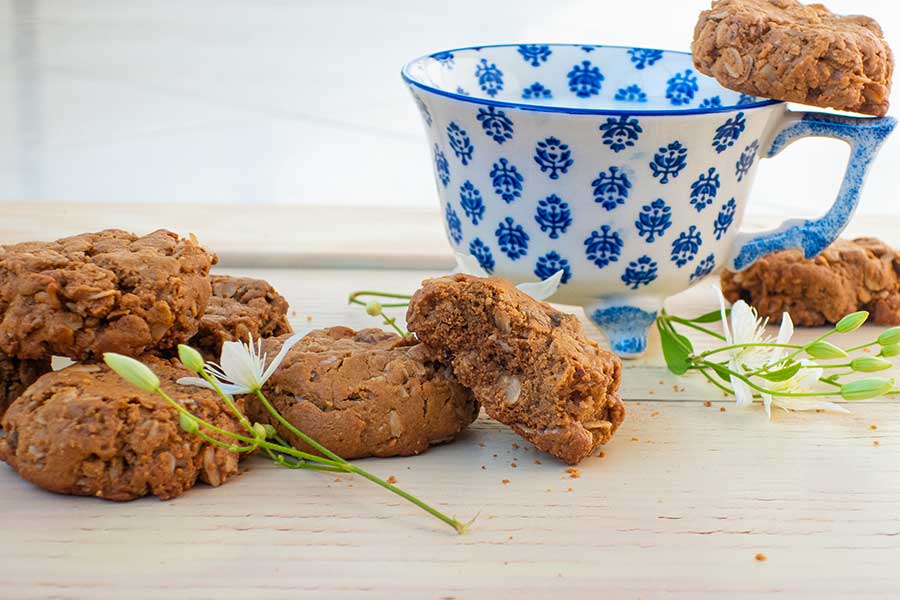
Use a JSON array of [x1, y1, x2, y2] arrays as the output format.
[[407, 274, 625, 465]]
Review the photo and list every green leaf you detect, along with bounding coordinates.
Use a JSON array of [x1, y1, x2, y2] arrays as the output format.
[[709, 361, 733, 382], [759, 362, 802, 382], [657, 320, 693, 375], [690, 309, 729, 324]]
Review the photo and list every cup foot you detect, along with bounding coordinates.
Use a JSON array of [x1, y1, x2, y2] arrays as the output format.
[[589, 305, 658, 359]]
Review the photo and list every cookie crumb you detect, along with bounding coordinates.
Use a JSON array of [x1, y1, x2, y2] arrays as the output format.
[[704, 401, 712, 407], [873, 440, 880, 446], [720, 407, 726, 412], [387, 475, 397, 484], [566, 467, 580, 479], [651, 411, 660, 417], [870, 424, 878, 430], [631, 437, 639, 442], [502, 479, 510, 485], [534, 459, 542, 465], [511, 463, 518, 468], [478, 442, 486, 448], [306, 314, 313, 322], [512, 443, 519, 449], [545, 488, 552, 493], [566, 487, 573, 492], [755, 553, 767, 562], [598, 450, 606, 458], [481, 465, 486, 470], [658, 380, 664, 385]]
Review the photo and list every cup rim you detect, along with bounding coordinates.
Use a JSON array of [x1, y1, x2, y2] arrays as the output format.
[[401, 43, 783, 117]]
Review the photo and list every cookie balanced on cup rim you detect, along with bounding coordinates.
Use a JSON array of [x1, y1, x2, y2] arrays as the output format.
[[402, 43, 895, 357]]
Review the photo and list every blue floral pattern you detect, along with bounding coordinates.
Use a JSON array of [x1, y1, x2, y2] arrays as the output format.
[[495, 217, 530, 260], [456, 86, 470, 96], [698, 96, 722, 109], [628, 48, 663, 70], [447, 122, 474, 165], [567, 60, 604, 98], [737, 93, 757, 105], [469, 238, 494, 273], [534, 194, 572, 239], [599, 115, 643, 152], [490, 158, 524, 203], [459, 180, 485, 225], [584, 225, 624, 269], [735, 139, 759, 182], [649, 141, 688, 183], [665, 70, 699, 106], [690, 253, 716, 282], [592, 166, 631, 211], [712, 112, 746, 153], [534, 136, 574, 179], [614, 84, 647, 103], [476, 106, 514, 145], [622, 255, 658, 289], [636, 198, 672, 242], [689, 167, 720, 212], [714, 198, 737, 240], [433, 144, 450, 187], [534, 251, 572, 284], [475, 58, 504, 97], [433, 51, 455, 68], [522, 82, 552, 100], [671, 225, 702, 267], [517, 44, 552, 67], [445, 203, 462, 245]]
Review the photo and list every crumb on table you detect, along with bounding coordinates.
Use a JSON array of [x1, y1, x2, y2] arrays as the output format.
[[386, 475, 397, 484], [755, 553, 767, 562], [598, 450, 606, 458], [704, 401, 712, 408], [565, 467, 580, 479], [502, 479, 510, 485]]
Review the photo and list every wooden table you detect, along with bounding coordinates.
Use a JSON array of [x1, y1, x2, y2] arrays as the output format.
[[2, 206, 900, 599]]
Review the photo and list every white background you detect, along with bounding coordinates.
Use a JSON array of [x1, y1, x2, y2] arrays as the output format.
[[0, 0, 897, 218]]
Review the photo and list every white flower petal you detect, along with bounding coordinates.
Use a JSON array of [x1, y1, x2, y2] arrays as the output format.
[[177, 376, 214, 390], [771, 397, 851, 414], [716, 286, 733, 344], [776, 312, 794, 346], [516, 269, 564, 301], [730, 373, 755, 408], [261, 332, 305, 383], [730, 301, 758, 345], [219, 340, 262, 390], [455, 252, 489, 278], [761, 393, 772, 420]]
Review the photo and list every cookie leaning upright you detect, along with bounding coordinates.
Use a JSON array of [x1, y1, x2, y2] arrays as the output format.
[[0, 229, 215, 361], [407, 274, 625, 465], [692, 0, 893, 116], [0, 357, 243, 500]]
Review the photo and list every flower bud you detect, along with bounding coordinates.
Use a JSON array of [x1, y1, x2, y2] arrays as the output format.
[[877, 327, 900, 347], [177, 344, 206, 372], [850, 357, 893, 373], [103, 353, 160, 393], [805, 341, 848, 360], [880, 343, 900, 358], [840, 377, 894, 401], [835, 311, 868, 333], [252, 422, 267, 440], [179, 412, 199, 433], [365, 300, 382, 316]]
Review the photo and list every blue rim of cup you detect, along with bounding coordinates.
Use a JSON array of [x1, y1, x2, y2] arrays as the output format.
[[401, 43, 783, 117]]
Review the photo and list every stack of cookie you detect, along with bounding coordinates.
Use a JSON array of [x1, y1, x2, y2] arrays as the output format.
[[0, 229, 481, 501]]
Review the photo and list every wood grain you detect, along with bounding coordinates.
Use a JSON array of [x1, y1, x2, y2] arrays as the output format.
[[2, 265, 900, 599]]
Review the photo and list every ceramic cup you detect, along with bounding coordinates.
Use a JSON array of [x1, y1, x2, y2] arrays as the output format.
[[402, 44, 896, 358]]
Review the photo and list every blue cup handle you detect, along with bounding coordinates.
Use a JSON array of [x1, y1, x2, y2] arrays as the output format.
[[728, 111, 896, 272]]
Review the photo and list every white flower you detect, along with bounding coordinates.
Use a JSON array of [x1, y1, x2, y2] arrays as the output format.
[[455, 252, 563, 301], [765, 360, 849, 417], [178, 332, 304, 395], [717, 288, 794, 412]]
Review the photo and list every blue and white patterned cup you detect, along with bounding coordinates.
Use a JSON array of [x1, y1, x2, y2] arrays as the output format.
[[402, 44, 896, 357]]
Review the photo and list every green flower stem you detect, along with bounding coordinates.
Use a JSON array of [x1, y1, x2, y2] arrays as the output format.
[[819, 377, 843, 389], [253, 388, 468, 534], [193, 429, 258, 453], [665, 316, 727, 341], [846, 341, 879, 353], [696, 367, 737, 396], [696, 359, 841, 398], [781, 329, 837, 365], [699, 342, 803, 358], [348, 290, 412, 307], [155, 388, 343, 468]]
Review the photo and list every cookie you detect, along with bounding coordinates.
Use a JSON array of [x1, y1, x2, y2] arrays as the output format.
[[0, 229, 215, 361], [0, 357, 243, 501], [721, 237, 900, 326], [0, 352, 51, 420], [254, 327, 479, 460], [692, 0, 893, 116], [189, 275, 292, 359], [406, 274, 624, 465]]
